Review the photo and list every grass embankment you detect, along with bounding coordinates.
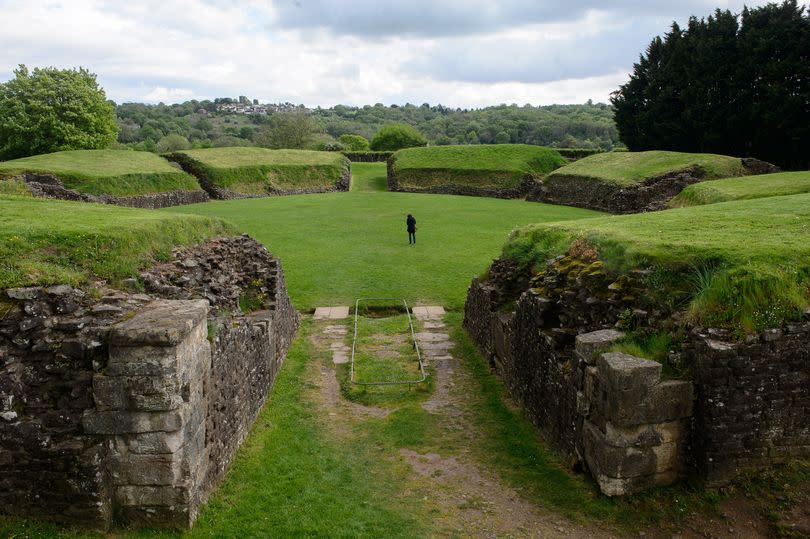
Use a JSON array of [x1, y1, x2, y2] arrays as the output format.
[[548, 150, 747, 187], [177, 163, 601, 310], [168, 147, 349, 195], [391, 144, 566, 190], [0, 195, 233, 289], [504, 194, 810, 333], [0, 150, 201, 196], [670, 170, 810, 207]]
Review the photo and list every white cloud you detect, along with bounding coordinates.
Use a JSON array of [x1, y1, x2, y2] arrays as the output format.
[[142, 86, 195, 103], [0, 0, 776, 107]]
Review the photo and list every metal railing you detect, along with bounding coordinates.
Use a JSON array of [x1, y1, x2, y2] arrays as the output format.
[[349, 298, 427, 386]]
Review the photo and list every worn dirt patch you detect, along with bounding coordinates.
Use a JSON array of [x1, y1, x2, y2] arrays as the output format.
[[399, 448, 613, 538]]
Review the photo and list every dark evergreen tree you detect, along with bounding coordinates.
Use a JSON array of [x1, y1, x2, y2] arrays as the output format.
[[612, 1, 810, 169]]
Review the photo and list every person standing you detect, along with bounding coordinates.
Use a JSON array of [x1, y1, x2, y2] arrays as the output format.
[[406, 214, 416, 245]]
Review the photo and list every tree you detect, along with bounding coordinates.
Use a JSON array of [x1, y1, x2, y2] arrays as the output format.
[[0, 65, 118, 159], [338, 133, 370, 151], [370, 123, 428, 151], [155, 133, 190, 153], [611, 1, 810, 169], [256, 111, 315, 149]]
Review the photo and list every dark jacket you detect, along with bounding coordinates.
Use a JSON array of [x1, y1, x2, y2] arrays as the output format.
[[406, 215, 416, 232]]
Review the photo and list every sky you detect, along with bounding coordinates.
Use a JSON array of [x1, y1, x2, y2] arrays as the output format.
[[0, 0, 774, 108]]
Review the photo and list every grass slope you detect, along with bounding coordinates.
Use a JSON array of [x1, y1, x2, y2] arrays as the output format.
[[0, 195, 233, 289], [670, 171, 810, 207], [176, 163, 600, 310], [392, 144, 566, 190], [504, 194, 810, 332], [0, 150, 201, 196], [169, 147, 349, 194], [548, 150, 747, 187]]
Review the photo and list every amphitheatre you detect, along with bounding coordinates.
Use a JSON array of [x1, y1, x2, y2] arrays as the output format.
[[1, 140, 808, 538]]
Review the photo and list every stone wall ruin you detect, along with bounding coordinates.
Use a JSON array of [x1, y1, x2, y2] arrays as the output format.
[[463, 255, 809, 495], [0, 235, 299, 530]]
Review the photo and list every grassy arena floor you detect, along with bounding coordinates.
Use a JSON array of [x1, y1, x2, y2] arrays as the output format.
[[174, 163, 601, 310]]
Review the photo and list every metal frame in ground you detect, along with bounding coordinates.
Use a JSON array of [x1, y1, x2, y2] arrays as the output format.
[[349, 298, 427, 386]]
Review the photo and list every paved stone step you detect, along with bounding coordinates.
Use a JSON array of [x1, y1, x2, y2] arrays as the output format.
[[332, 350, 349, 364], [422, 321, 445, 330], [414, 332, 450, 342], [314, 306, 350, 320], [412, 306, 445, 320]]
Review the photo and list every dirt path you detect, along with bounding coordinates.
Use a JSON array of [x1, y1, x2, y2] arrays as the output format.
[[309, 310, 617, 538]]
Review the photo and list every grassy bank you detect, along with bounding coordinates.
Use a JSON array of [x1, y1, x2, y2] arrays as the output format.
[[503, 194, 810, 332], [0, 150, 201, 196], [548, 150, 747, 187], [0, 195, 232, 289], [167, 147, 349, 195], [391, 144, 566, 190], [670, 171, 810, 207]]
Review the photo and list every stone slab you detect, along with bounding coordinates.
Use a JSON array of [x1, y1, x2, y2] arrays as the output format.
[[412, 306, 445, 320], [314, 306, 350, 320], [109, 300, 209, 346], [575, 330, 625, 363]]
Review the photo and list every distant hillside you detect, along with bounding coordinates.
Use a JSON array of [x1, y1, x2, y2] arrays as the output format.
[[115, 100, 620, 153]]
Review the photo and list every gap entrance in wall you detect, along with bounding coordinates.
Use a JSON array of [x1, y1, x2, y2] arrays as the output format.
[[350, 298, 427, 386]]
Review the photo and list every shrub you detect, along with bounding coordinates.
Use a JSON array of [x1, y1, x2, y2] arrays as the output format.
[[370, 123, 427, 151], [156, 134, 191, 153], [338, 134, 370, 151]]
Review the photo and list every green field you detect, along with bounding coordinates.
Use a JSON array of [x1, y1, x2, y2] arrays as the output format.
[[548, 150, 747, 186], [0, 150, 201, 196], [670, 170, 810, 207], [391, 144, 566, 190], [176, 163, 600, 310], [0, 195, 232, 289], [167, 147, 350, 195], [504, 193, 810, 332]]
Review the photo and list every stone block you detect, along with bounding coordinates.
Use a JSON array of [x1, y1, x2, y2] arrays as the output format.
[[575, 330, 624, 363], [92, 374, 182, 412], [117, 503, 193, 530], [603, 420, 684, 448], [607, 379, 693, 427], [583, 421, 682, 496], [82, 409, 183, 435], [598, 352, 662, 392], [124, 430, 185, 455], [109, 300, 208, 346], [116, 485, 189, 506], [110, 452, 184, 486]]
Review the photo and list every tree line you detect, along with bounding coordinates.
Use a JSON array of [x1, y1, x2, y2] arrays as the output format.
[[113, 100, 620, 153], [612, 0, 809, 169]]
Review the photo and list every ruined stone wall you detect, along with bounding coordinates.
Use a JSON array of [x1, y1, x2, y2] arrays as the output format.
[[14, 172, 210, 208], [683, 329, 810, 486], [464, 255, 808, 495], [0, 235, 300, 530], [527, 158, 779, 213], [386, 157, 538, 199], [166, 153, 351, 199]]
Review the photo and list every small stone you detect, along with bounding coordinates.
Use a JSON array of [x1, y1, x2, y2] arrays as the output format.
[[6, 287, 40, 300], [92, 304, 123, 315], [46, 284, 74, 296], [19, 317, 42, 332], [762, 329, 782, 342], [180, 258, 198, 268], [0, 411, 18, 421]]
